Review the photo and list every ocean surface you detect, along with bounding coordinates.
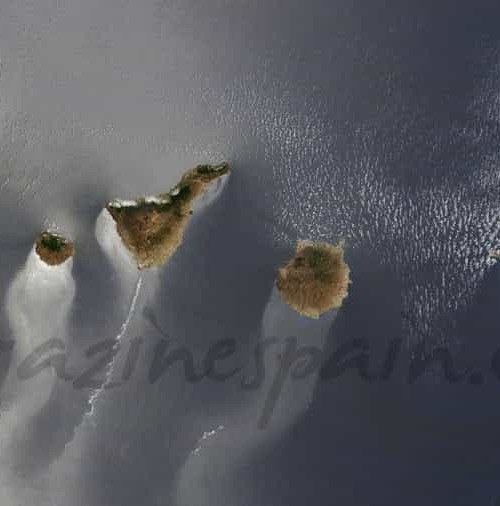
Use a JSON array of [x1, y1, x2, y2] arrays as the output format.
[[0, 0, 500, 504]]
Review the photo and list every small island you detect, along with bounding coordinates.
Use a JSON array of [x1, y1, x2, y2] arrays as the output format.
[[35, 231, 75, 266], [276, 240, 350, 318], [105, 163, 230, 269]]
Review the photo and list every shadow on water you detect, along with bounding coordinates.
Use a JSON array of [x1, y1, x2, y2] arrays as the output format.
[[455, 262, 500, 365], [7, 172, 129, 479], [73, 160, 287, 506], [233, 251, 500, 506], [0, 188, 41, 396]]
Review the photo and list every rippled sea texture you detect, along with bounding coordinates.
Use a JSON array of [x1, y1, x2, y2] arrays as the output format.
[[1, 0, 500, 505]]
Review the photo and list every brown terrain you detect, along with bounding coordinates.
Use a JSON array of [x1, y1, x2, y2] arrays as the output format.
[[106, 163, 230, 269], [276, 240, 350, 318], [35, 231, 75, 266]]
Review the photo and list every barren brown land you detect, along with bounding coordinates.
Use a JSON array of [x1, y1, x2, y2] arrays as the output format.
[[276, 240, 350, 318], [106, 163, 230, 269], [35, 231, 75, 266]]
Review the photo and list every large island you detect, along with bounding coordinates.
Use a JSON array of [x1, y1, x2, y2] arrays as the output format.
[[105, 163, 230, 269], [276, 240, 350, 318]]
